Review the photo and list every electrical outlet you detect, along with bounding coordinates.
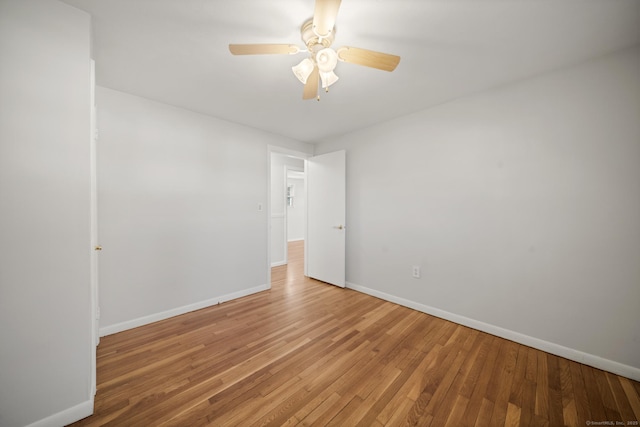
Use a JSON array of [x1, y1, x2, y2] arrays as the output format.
[[412, 266, 420, 279]]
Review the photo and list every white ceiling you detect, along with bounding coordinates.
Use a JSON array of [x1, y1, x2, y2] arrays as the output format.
[[61, 0, 640, 143]]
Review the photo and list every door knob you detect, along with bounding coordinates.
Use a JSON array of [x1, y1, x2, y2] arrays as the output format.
[[95, 246, 102, 251]]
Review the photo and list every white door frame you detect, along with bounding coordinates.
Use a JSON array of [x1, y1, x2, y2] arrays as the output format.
[[281, 164, 289, 266], [89, 59, 98, 399], [266, 145, 310, 287]]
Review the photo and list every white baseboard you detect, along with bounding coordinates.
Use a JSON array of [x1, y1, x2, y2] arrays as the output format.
[[26, 397, 93, 427], [287, 238, 304, 242], [99, 284, 270, 337], [271, 260, 287, 267], [346, 281, 640, 382]]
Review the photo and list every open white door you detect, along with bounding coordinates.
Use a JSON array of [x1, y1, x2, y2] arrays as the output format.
[[306, 150, 346, 287]]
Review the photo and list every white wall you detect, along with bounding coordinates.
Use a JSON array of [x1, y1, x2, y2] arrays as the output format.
[[270, 154, 304, 266], [0, 1, 93, 426], [316, 47, 640, 379], [287, 177, 305, 241], [96, 87, 312, 334]]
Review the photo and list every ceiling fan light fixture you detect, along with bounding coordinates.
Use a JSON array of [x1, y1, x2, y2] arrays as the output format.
[[316, 48, 338, 73], [292, 58, 315, 84], [320, 70, 339, 88], [229, 1, 401, 100]]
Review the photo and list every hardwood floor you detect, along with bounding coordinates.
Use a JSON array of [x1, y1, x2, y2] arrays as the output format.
[[70, 240, 640, 426]]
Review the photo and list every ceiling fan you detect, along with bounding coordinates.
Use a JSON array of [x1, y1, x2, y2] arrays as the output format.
[[229, 0, 400, 100]]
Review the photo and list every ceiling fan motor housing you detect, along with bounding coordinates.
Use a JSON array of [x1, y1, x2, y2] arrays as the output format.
[[301, 19, 335, 53]]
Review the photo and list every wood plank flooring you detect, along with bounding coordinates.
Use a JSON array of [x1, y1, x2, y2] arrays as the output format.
[[70, 241, 640, 426]]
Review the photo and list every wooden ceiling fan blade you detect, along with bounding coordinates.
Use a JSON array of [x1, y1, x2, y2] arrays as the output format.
[[303, 67, 319, 100], [337, 46, 400, 71], [312, 0, 342, 37], [228, 44, 300, 55]]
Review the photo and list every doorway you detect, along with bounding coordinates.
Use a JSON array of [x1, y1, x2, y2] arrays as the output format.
[[267, 148, 346, 288], [285, 166, 305, 257], [268, 148, 308, 287]]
